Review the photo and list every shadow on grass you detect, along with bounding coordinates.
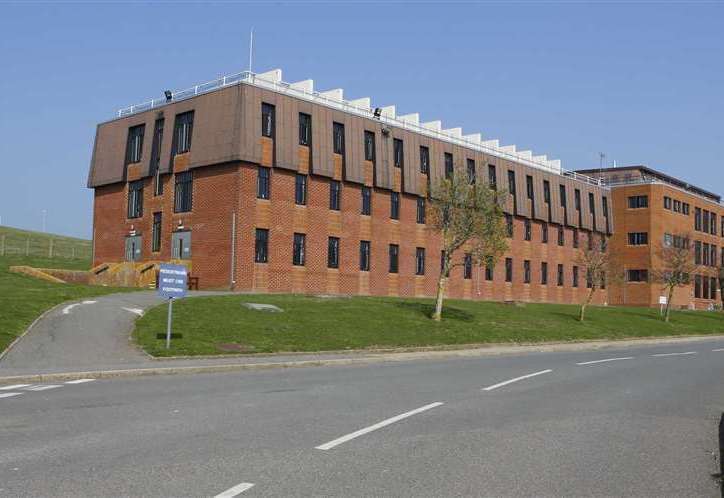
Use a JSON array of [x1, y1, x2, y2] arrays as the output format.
[[393, 301, 474, 322]]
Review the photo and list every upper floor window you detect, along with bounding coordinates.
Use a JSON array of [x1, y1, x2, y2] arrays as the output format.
[[416, 247, 426, 276], [467, 159, 476, 185], [524, 219, 532, 241], [364, 131, 375, 162], [261, 103, 275, 138], [524, 260, 531, 284], [333, 122, 345, 155], [488, 165, 497, 190], [695, 207, 702, 231], [416, 197, 426, 224], [329, 180, 341, 211], [127, 180, 143, 219], [255, 228, 269, 263], [573, 228, 579, 248], [507, 170, 516, 195], [557, 264, 564, 286], [627, 195, 648, 209], [360, 240, 371, 271], [293, 233, 306, 266], [627, 269, 648, 282], [327, 237, 340, 269], [543, 180, 551, 204], [572, 265, 579, 287], [558, 226, 565, 246], [574, 189, 581, 211], [628, 232, 648, 245], [393, 138, 404, 168], [361, 186, 371, 215], [150, 119, 164, 196], [505, 214, 514, 238], [257, 166, 270, 199], [299, 112, 311, 146], [295, 174, 307, 205], [682, 202, 690, 215], [505, 257, 513, 282], [174, 171, 193, 213], [589, 193, 595, 215], [125, 124, 145, 165], [390, 192, 400, 220], [173, 111, 194, 155], [559, 185, 567, 208], [420, 146, 430, 174], [389, 244, 399, 273], [541, 262, 548, 285], [444, 153, 454, 179], [541, 222, 549, 243], [526, 175, 534, 200], [464, 253, 473, 279], [664, 196, 672, 210], [152, 212, 162, 252]]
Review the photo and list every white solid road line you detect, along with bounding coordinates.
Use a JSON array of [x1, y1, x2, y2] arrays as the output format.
[[482, 369, 553, 391], [0, 392, 23, 399], [0, 384, 31, 390], [122, 307, 144, 316], [62, 303, 81, 315], [315, 402, 445, 451], [65, 379, 96, 384], [651, 351, 697, 357], [214, 482, 255, 497], [24, 385, 62, 391], [576, 357, 635, 366], [82, 300, 97, 305], [712, 348, 724, 352]]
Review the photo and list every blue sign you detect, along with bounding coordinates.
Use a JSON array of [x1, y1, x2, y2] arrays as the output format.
[[158, 264, 188, 299]]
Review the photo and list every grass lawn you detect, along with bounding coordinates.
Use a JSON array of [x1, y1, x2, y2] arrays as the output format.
[[0, 254, 132, 354], [133, 294, 724, 357]]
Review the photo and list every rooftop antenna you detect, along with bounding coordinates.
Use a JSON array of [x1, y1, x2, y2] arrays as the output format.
[[599, 152, 606, 169], [248, 27, 254, 73]]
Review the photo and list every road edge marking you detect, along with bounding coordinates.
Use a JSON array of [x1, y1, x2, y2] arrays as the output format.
[[576, 357, 634, 366], [482, 369, 553, 391], [651, 351, 697, 357], [0, 392, 23, 399], [214, 482, 255, 497]]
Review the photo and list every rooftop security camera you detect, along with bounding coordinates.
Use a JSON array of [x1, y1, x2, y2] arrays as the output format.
[[373, 107, 382, 119], [164, 90, 173, 102]]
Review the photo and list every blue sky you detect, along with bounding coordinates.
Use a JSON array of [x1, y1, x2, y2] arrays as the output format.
[[0, 1, 722, 239]]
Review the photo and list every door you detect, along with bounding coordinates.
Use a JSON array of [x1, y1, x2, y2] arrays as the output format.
[[125, 235, 142, 262], [171, 231, 191, 260]]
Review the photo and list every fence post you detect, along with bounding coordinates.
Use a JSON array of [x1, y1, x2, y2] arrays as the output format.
[[49, 238, 53, 258]]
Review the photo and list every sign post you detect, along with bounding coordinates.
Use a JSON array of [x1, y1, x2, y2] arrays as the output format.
[[659, 295, 667, 315], [157, 264, 188, 349]]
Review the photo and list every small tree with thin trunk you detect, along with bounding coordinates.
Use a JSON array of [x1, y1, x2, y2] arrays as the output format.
[[428, 174, 508, 321], [651, 235, 697, 322], [574, 236, 621, 322]]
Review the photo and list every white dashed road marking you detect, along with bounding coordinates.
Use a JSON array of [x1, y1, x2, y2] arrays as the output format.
[[712, 348, 724, 352], [482, 369, 553, 391], [0, 384, 31, 390], [0, 392, 23, 399], [214, 482, 255, 497], [315, 402, 445, 451], [576, 357, 635, 366], [24, 385, 62, 391], [65, 379, 96, 384], [651, 351, 697, 357]]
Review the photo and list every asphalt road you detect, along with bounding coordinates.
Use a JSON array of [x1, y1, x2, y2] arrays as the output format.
[[2, 338, 724, 497]]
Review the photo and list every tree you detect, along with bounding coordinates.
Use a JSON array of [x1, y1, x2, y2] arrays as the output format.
[[428, 173, 508, 321], [574, 236, 621, 322], [651, 235, 697, 323]]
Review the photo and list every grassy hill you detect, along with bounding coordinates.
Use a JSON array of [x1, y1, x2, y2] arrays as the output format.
[[0, 225, 92, 261]]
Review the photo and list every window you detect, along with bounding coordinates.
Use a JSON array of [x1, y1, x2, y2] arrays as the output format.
[[542, 223, 549, 243], [695, 208, 702, 231], [364, 131, 375, 162], [295, 174, 307, 205], [389, 244, 399, 273], [485, 260, 494, 281], [541, 262, 548, 285], [627, 269, 648, 282], [683, 203, 690, 215], [695, 275, 702, 298], [602, 196, 610, 232], [174, 171, 192, 213], [420, 146, 430, 174], [711, 277, 718, 300], [557, 264, 564, 286], [333, 122, 345, 155], [574, 189, 581, 211], [360, 241, 371, 271], [293, 233, 306, 266], [255, 228, 269, 263], [416, 247, 426, 275], [628, 195, 648, 209], [505, 258, 513, 282], [526, 175, 534, 200], [507, 170, 516, 195], [488, 165, 497, 190], [150, 119, 164, 196], [589, 193, 596, 218], [587, 232, 594, 251], [257, 166, 270, 199], [524, 260, 531, 284], [559, 185, 567, 207], [572, 266, 579, 287], [586, 268, 593, 289], [127, 180, 143, 219], [695, 241, 702, 265], [393, 138, 404, 168], [464, 253, 473, 279], [664, 196, 672, 210], [444, 153, 454, 179], [558, 226, 565, 246], [125, 124, 145, 164], [573, 229, 579, 248], [703, 210, 711, 233], [299, 113, 311, 146], [663, 233, 672, 247], [467, 159, 476, 185], [330, 180, 341, 210], [152, 212, 162, 252], [416, 197, 426, 224], [711, 213, 717, 235], [628, 232, 648, 245], [261, 103, 275, 138], [674, 199, 682, 213], [543, 180, 551, 204], [390, 192, 400, 220], [361, 187, 372, 215], [172, 111, 194, 155], [327, 237, 340, 268], [505, 215, 513, 238]]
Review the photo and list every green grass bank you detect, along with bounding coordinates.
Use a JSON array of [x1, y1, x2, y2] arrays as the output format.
[[133, 294, 724, 357]]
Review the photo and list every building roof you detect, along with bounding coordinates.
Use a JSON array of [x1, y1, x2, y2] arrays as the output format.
[[575, 165, 721, 203]]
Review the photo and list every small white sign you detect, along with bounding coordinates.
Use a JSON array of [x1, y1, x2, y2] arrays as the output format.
[[659, 296, 668, 305]]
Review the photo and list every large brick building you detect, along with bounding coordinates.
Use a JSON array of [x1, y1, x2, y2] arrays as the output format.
[[88, 68, 613, 304], [576, 165, 723, 310]]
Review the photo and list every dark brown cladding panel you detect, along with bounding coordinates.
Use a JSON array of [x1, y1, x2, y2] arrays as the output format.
[[311, 104, 333, 177], [531, 169, 547, 222]]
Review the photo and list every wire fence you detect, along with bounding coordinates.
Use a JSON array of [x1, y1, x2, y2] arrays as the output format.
[[0, 233, 92, 261]]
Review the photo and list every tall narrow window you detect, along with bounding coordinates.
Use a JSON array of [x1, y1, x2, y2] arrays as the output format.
[[364, 131, 375, 162], [174, 171, 193, 213], [573, 229, 579, 248], [464, 253, 473, 279], [541, 262, 548, 285], [574, 189, 581, 211], [416, 197, 426, 224], [524, 219, 532, 241], [389, 244, 399, 273], [557, 264, 564, 286], [255, 228, 269, 263], [360, 240, 371, 271], [257, 166, 270, 199], [293, 233, 306, 266], [505, 258, 513, 282], [485, 259, 494, 281], [416, 247, 426, 276], [558, 226, 565, 246], [333, 122, 345, 155], [543, 180, 551, 204], [572, 266, 579, 287], [261, 103, 275, 138], [152, 212, 162, 252], [361, 187, 371, 215], [299, 112, 311, 146], [420, 146, 430, 174], [172, 111, 194, 156], [327, 237, 340, 268], [393, 138, 404, 168], [390, 192, 400, 220], [330, 180, 341, 211], [150, 118, 164, 196], [542, 222, 549, 243], [507, 170, 516, 195], [125, 124, 145, 164], [523, 260, 531, 284], [505, 214, 513, 238], [295, 174, 307, 205], [526, 175, 534, 200], [444, 153, 454, 179], [488, 165, 497, 190], [127, 180, 144, 219], [467, 159, 476, 185]]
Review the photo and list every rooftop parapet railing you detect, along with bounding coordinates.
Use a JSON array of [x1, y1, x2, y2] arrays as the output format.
[[116, 70, 606, 188], [603, 176, 723, 206]]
